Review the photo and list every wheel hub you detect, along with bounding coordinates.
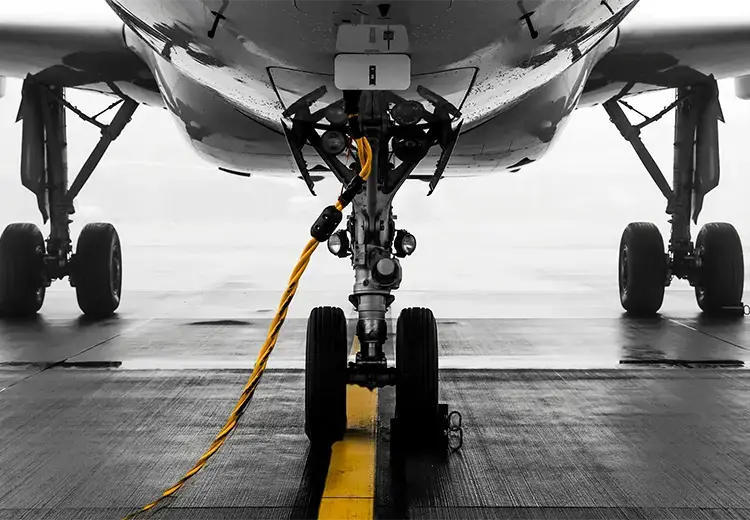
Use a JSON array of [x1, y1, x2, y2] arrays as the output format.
[[619, 245, 629, 295], [111, 245, 122, 300]]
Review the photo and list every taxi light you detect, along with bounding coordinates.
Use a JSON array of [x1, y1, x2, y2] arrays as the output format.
[[321, 130, 347, 156], [393, 131, 428, 162], [392, 100, 424, 125], [324, 105, 347, 125], [327, 230, 350, 258], [394, 230, 416, 257]]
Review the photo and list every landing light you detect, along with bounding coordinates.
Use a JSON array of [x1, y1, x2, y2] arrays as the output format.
[[321, 130, 347, 156], [324, 105, 347, 125], [327, 230, 350, 258], [394, 230, 416, 257], [393, 131, 428, 162], [391, 100, 424, 125]]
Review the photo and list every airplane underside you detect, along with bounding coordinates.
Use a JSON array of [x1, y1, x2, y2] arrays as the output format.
[[0, 0, 748, 460]]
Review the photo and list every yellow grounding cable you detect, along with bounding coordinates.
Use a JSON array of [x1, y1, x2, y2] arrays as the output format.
[[123, 136, 373, 519]]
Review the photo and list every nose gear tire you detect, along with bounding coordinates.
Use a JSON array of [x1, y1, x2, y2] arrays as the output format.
[[0, 223, 46, 317], [694, 222, 744, 315], [395, 307, 439, 450], [618, 222, 666, 316], [305, 306, 348, 448], [73, 223, 122, 319]]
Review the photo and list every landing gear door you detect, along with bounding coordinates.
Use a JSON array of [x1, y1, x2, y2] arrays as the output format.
[[692, 88, 724, 223], [17, 81, 49, 222]]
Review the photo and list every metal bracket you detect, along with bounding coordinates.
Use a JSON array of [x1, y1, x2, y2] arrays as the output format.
[[282, 85, 327, 120], [347, 361, 397, 389], [281, 121, 317, 195], [390, 403, 464, 453], [417, 85, 462, 121], [603, 99, 674, 211], [428, 120, 463, 196], [64, 97, 139, 206]]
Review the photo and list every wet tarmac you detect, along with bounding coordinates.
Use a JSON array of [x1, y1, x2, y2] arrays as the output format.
[[1, 279, 750, 520]]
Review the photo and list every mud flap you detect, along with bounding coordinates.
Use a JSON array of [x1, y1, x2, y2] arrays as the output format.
[[16, 79, 49, 223], [693, 79, 724, 223]]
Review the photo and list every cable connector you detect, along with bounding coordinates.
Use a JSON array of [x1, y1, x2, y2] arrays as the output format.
[[311, 205, 343, 242], [338, 174, 366, 207]]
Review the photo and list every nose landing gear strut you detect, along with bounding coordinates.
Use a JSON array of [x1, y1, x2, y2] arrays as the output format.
[[284, 88, 464, 451]]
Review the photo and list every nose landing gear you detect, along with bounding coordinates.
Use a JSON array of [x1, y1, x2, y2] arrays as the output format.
[[286, 87, 464, 451]]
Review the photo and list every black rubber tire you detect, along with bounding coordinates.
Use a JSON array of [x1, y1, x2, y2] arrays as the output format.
[[618, 222, 667, 315], [305, 306, 348, 448], [0, 223, 46, 317], [73, 223, 122, 319], [695, 222, 744, 315], [395, 307, 439, 435]]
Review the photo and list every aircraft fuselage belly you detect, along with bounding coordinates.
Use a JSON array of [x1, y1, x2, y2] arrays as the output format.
[[107, 0, 637, 175]]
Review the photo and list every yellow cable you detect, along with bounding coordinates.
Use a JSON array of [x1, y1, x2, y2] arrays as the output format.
[[122, 137, 372, 520]]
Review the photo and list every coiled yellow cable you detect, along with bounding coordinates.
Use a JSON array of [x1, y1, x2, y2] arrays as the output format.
[[123, 137, 373, 519]]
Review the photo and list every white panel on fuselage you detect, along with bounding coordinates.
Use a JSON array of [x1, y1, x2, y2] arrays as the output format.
[[334, 53, 411, 90]]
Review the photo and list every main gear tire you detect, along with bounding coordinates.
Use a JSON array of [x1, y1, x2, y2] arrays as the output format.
[[695, 222, 744, 315], [73, 223, 122, 319], [0, 223, 46, 317], [618, 222, 667, 316]]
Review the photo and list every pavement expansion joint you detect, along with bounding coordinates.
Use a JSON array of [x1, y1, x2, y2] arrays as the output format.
[[620, 359, 745, 368]]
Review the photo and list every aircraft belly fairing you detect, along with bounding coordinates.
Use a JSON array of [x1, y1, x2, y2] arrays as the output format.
[[108, 0, 635, 128]]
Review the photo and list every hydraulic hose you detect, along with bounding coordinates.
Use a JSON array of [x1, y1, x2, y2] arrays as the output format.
[[123, 137, 373, 519]]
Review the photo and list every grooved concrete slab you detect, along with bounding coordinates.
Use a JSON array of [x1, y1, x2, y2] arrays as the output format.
[[2, 301, 750, 519]]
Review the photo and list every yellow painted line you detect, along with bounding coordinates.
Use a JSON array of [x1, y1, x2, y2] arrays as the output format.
[[318, 336, 378, 520]]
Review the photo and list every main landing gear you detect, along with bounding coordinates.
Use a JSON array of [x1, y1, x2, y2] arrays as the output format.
[[605, 80, 744, 316], [284, 87, 463, 451], [0, 80, 137, 318]]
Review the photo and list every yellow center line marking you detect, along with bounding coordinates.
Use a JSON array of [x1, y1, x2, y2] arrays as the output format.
[[318, 336, 378, 520]]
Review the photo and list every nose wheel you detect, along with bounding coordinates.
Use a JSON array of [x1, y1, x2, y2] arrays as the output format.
[[288, 86, 464, 453], [304, 306, 348, 448], [394, 307, 439, 447]]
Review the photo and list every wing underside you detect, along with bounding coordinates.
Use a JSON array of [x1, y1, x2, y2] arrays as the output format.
[[584, 0, 750, 105], [0, 4, 159, 104]]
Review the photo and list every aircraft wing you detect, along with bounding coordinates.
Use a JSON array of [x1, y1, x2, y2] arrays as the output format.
[[584, 0, 750, 104], [0, 1, 159, 104]]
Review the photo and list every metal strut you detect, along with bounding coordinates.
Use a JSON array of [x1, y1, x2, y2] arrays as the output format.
[[604, 78, 724, 282], [17, 78, 138, 280], [281, 84, 462, 388], [603, 99, 675, 210]]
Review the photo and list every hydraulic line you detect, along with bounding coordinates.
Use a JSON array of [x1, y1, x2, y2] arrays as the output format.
[[123, 137, 373, 519]]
